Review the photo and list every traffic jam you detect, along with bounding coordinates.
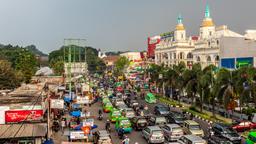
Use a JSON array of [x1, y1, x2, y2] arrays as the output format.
[[90, 70, 256, 144]]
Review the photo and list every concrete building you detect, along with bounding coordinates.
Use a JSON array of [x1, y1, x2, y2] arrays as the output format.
[[220, 35, 256, 69], [155, 15, 196, 68], [120, 52, 142, 61]]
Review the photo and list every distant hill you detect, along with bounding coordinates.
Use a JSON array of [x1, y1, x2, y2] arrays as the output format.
[[25, 45, 48, 56]]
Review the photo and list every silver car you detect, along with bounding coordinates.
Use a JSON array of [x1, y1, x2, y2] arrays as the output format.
[[177, 135, 207, 144], [142, 126, 165, 144], [162, 124, 184, 141]]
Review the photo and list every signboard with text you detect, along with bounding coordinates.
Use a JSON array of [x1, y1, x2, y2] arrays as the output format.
[[5, 110, 43, 123], [51, 99, 64, 109], [70, 131, 87, 139]]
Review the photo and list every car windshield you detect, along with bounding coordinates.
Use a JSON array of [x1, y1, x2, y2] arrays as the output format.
[[120, 119, 130, 126], [113, 111, 120, 116], [126, 111, 135, 116], [174, 115, 185, 121], [156, 117, 167, 123], [105, 103, 112, 106], [152, 130, 163, 135], [224, 128, 236, 134], [159, 107, 169, 111], [172, 127, 182, 132], [190, 124, 201, 130], [249, 135, 256, 142], [138, 119, 147, 123]]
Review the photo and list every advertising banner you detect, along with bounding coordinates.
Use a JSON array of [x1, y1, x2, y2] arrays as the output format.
[[70, 131, 86, 139], [5, 110, 43, 123], [51, 99, 64, 109], [76, 96, 89, 104]]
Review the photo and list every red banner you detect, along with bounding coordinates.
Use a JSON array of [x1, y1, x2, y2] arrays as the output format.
[[5, 110, 43, 123]]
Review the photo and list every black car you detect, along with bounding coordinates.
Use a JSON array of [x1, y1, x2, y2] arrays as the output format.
[[131, 116, 148, 130], [154, 104, 170, 115], [208, 134, 232, 144], [212, 123, 241, 144], [166, 111, 186, 125], [136, 109, 152, 119], [127, 99, 139, 108], [148, 116, 167, 127]]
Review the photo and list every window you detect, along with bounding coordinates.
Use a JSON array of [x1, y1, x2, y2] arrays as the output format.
[[209, 31, 212, 36], [216, 40, 219, 45], [208, 41, 211, 47], [181, 34, 184, 39]]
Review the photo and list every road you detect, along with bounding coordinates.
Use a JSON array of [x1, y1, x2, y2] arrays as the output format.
[[90, 100, 147, 144]]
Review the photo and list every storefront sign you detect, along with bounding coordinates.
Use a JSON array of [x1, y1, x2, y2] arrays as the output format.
[[5, 110, 43, 123], [76, 96, 89, 104], [51, 99, 64, 109], [70, 131, 86, 139]]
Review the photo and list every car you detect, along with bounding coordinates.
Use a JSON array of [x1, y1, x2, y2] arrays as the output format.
[[116, 104, 128, 111], [115, 117, 132, 133], [109, 109, 121, 122], [137, 109, 152, 118], [131, 116, 148, 130], [246, 131, 256, 144], [114, 99, 125, 107], [142, 126, 165, 144], [154, 104, 170, 116], [93, 130, 112, 144], [183, 120, 204, 137], [122, 108, 135, 118], [103, 102, 113, 113], [145, 92, 157, 103], [126, 99, 139, 108], [212, 123, 241, 144], [232, 120, 256, 132], [177, 135, 207, 144], [162, 124, 184, 142], [149, 116, 168, 127], [208, 134, 233, 144], [166, 111, 186, 125]]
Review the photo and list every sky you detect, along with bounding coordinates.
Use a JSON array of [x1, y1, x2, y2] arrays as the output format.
[[0, 0, 256, 54]]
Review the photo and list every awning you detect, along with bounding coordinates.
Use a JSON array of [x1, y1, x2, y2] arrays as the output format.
[[70, 110, 81, 117], [0, 123, 47, 139]]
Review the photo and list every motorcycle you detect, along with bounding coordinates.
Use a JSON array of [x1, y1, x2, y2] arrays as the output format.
[[98, 113, 103, 120]]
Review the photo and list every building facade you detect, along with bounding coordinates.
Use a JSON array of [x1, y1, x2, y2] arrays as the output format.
[[154, 5, 256, 69], [155, 15, 196, 68]]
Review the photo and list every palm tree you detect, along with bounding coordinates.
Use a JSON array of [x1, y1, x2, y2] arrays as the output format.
[[182, 63, 202, 106], [172, 62, 186, 102]]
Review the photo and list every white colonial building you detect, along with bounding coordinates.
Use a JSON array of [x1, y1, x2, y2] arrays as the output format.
[[155, 5, 256, 69], [155, 15, 196, 68], [192, 5, 243, 68]]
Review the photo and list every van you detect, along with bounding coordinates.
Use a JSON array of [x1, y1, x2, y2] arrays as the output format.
[[177, 135, 207, 144], [183, 120, 204, 137]]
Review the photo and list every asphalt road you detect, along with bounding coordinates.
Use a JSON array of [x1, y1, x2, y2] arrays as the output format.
[[90, 100, 147, 144]]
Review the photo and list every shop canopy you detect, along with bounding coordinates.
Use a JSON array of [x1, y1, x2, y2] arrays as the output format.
[[70, 110, 81, 117]]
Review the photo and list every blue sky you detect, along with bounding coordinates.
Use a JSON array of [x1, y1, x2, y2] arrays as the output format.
[[0, 0, 255, 53]]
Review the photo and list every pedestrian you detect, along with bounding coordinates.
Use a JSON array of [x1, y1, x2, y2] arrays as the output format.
[[61, 118, 66, 133], [122, 136, 130, 144]]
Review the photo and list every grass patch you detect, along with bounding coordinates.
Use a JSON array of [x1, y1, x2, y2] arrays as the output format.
[[184, 107, 230, 124], [158, 96, 183, 107]]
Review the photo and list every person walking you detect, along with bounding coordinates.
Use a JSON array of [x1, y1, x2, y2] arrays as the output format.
[[61, 118, 66, 133], [122, 136, 130, 144]]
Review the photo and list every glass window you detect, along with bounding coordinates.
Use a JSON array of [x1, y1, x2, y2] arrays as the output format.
[[189, 124, 201, 130]]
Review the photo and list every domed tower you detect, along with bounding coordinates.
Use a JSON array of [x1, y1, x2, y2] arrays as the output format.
[[199, 4, 215, 39], [174, 14, 186, 41]]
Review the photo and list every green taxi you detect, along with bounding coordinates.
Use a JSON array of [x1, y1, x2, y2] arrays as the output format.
[[109, 109, 121, 122], [103, 102, 113, 113], [246, 131, 256, 144], [115, 117, 132, 133], [145, 92, 156, 103]]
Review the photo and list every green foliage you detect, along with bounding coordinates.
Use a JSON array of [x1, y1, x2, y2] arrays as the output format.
[[49, 46, 106, 75], [0, 45, 38, 84], [0, 60, 22, 89], [113, 56, 129, 76]]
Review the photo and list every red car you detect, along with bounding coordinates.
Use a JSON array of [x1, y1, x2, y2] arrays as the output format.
[[232, 121, 256, 132]]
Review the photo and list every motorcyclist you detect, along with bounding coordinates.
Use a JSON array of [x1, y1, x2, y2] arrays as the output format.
[[122, 135, 130, 144], [98, 109, 102, 115], [118, 128, 125, 139], [105, 119, 111, 131]]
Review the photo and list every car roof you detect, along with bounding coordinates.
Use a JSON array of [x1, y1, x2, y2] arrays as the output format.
[[98, 130, 109, 136], [147, 126, 162, 130], [166, 124, 181, 128], [184, 120, 199, 125], [182, 135, 205, 141], [214, 123, 230, 128]]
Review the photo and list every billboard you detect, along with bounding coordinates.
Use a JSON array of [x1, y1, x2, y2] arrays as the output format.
[[221, 58, 235, 69], [51, 99, 64, 109], [236, 57, 253, 68], [147, 36, 161, 58], [5, 110, 43, 123]]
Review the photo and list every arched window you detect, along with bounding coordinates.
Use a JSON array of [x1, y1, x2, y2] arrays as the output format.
[[216, 40, 219, 45], [187, 53, 193, 59], [197, 56, 201, 62], [207, 56, 211, 62], [179, 52, 185, 59], [215, 55, 220, 61]]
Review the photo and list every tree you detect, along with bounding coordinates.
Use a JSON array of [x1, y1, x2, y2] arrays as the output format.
[[0, 60, 21, 89], [114, 56, 129, 76]]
